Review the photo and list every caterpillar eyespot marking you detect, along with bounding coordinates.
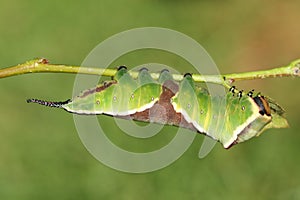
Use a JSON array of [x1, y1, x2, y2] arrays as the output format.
[[27, 67, 286, 148]]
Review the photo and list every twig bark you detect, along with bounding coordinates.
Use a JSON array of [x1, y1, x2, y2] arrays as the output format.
[[0, 58, 299, 88]]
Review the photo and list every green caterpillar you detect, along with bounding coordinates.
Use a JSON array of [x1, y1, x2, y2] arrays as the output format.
[[27, 67, 288, 148]]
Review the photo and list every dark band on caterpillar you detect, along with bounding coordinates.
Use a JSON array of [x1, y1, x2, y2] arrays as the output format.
[[27, 99, 71, 108], [139, 67, 149, 72], [160, 69, 170, 73], [183, 72, 192, 78], [117, 66, 127, 71], [253, 96, 271, 116]]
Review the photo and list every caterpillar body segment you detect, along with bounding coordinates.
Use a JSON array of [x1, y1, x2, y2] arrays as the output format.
[[171, 75, 272, 148]]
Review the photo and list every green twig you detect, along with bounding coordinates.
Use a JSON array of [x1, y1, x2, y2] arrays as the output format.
[[0, 58, 299, 88]]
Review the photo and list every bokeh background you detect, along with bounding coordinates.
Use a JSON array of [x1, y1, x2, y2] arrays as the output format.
[[0, 0, 300, 199]]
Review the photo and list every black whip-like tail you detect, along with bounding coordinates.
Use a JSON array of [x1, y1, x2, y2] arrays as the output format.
[[26, 98, 71, 108]]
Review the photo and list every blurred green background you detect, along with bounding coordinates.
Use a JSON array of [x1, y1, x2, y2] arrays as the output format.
[[0, 0, 300, 199]]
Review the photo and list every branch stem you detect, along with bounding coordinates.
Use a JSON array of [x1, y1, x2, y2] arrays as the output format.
[[0, 58, 299, 88]]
